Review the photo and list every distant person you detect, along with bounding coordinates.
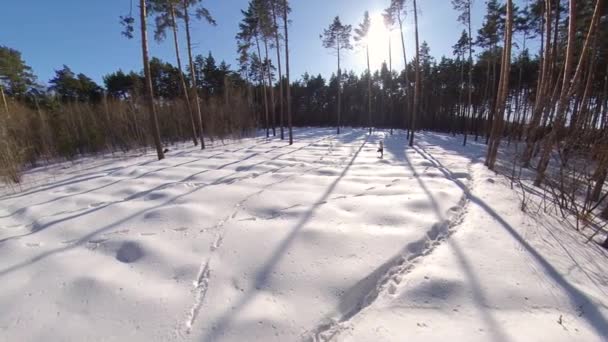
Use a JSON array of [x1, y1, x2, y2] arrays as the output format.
[[377, 141, 384, 159]]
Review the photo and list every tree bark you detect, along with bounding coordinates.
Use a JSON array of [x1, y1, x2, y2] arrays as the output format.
[[255, 35, 270, 138], [535, 0, 603, 186], [397, 11, 410, 133], [263, 38, 276, 137], [0, 85, 8, 116], [485, 0, 513, 170], [366, 43, 372, 134], [337, 41, 341, 135], [140, 0, 164, 160], [464, 1, 473, 146], [409, 0, 420, 147], [169, 5, 198, 146], [283, 0, 293, 145], [271, 2, 284, 140], [183, 0, 205, 149]]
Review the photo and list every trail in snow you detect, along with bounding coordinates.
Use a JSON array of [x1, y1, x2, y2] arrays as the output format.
[[1, 128, 606, 342], [305, 140, 477, 342]]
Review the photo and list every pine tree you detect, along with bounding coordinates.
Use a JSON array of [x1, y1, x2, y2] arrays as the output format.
[[389, 0, 410, 133], [409, 0, 421, 147], [182, 0, 216, 149], [382, 8, 396, 134], [238, 1, 270, 137], [141, 0, 165, 160], [451, 0, 474, 146], [485, 0, 513, 170], [354, 11, 373, 135], [321, 16, 352, 135], [149, 0, 198, 146], [534, 0, 604, 186], [282, 0, 293, 144]]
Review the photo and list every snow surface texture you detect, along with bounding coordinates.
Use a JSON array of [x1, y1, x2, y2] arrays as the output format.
[[0, 128, 606, 342]]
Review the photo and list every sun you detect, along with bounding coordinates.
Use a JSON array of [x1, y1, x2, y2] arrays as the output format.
[[359, 11, 394, 72]]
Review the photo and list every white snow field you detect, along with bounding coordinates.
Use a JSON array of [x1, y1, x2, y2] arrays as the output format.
[[0, 128, 607, 342]]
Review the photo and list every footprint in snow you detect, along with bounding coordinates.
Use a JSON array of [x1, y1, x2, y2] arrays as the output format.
[[88, 202, 106, 208], [25, 242, 41, 247]]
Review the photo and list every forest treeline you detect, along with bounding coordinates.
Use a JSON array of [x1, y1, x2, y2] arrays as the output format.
[[1, 0, 608, 226]]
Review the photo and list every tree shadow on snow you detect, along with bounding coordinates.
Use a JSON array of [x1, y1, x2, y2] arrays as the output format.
[[199, 133, 369, 342], [413, 141, 608, 338]]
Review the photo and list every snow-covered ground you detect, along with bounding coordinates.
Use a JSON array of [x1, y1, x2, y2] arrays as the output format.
[[0, 128, 606, 342]]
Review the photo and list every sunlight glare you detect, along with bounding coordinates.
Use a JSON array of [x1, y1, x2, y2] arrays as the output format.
[[359, 11, 395, 72]]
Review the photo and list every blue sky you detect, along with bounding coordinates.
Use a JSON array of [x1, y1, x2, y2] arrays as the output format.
[[1, 0, 503, 86]]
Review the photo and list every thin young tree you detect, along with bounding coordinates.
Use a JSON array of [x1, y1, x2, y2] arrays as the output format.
[[282, 0, 293, 144], [452, 0, 474, 146], [485, 0, 513, 170], [355, 11, 373, 135], [149, 0, 198, 146], [409, 0, 421, 147], [120, 0, 165, 160], [321, 16, 353, 135], [182, 0, 216, 149]]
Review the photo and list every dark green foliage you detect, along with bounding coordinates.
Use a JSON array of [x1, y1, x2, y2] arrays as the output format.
[[49, 65, 103, 103], [103, 70, 142, 99], [0, 46, 38, 97]]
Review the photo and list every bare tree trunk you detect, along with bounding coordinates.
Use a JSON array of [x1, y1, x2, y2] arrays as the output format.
[[271, 3, 284, 140], [183, 0, 205, 149], [283, 0, 293, 145], [523, 0, 552, 166], [409, 0, 420, 147], [140, 0, 164, 160], [0, 85, 8, 116], [169, 5, 198, 146], [388, 33, 394, 134], [535, 0, 603, 186], [366, 43, 372, 134], [255, 35, 270, 138], [485, 0, 513, 170], [337, 42, 341, 135], [464, 1, 473, 146], [263, 38, 276, 137], [397, 12, 410, 133]]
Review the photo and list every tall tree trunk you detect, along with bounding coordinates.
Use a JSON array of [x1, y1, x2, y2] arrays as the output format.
[[522, 0, 553, 166], [366, 43, 372, 134], [140, 0, 164, 160], [263, 38, 276, 137], [283, 0, 293, 145], [535, 0, 602, 186], [409, 0, 420, 147], [464, 1, 473, 146], [271, 3, 284, 140], [388, 32, 394, 135], [255, 35, 270, 138], [397, 12, 410, 133], [337, 42, 341, 135], [459, 55, 465, 135], [169, 5, 198, 146], [183, 0, 205, 149], [485, 0, 513, 170]]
